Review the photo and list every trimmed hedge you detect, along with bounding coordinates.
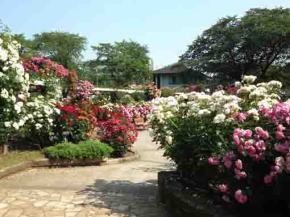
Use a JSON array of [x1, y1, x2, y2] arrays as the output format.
[[43, 140, 113, 160]]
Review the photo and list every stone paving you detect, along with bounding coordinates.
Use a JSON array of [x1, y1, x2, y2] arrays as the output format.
[[0, 131, 172, 217]]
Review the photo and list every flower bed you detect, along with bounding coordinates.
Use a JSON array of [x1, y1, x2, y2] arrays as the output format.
[[150, 76, 290, 214], [0, 33, 142, 168], [56, 101, 138, 157]]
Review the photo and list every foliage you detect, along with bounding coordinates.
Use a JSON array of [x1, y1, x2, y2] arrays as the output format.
[[161, 88, 175, 97], [144, 82, 160, 100], [181, 8, 290, 84], [12, 34, 37, 59], [78, 60, 109, 86], [91, 40, 152, 87], [32, 32, 87, 70], [0, 33, 30, 145], [43, 140, 112, 160], [130, 91, 146, 102], [118, 94, 136, 105]]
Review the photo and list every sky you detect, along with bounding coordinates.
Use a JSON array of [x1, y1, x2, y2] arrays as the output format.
[[1, 0, 290, 69]]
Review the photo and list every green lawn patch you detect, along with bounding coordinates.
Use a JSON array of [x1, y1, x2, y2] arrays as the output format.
[[0, 151, 43, 170]]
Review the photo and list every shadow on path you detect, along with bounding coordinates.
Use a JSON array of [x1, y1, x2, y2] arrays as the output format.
[[79, 179, 169, 217]]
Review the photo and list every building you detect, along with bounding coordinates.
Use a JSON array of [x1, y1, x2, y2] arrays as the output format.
[[154, 62, 201, 88]]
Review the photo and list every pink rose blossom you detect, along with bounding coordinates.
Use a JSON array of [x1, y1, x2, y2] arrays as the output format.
[[233, 135, 240, 145], [275, 142, 290, 153], [264, 175, 273, 184], [222, 195, 231, 203], [224, 160, 232, 168], [218, 184, 229, 192], [235, 159, 243, 170], [234, 190, 248, 204], [208, 157, 220, 166], [244, 129, 253, 137], [255, 127, 270, 140], [277, 124, 285, 132], [236, 113, 249, 122], [234, 169, 247, 179], [276, 131, 285, 140]]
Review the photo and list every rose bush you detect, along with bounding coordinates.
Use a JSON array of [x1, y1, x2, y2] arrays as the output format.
[[97, 109, 138, 157], [149, 75, 289, 210], [76, 80, 95, 100], [56, 101, 138, 156], [23, 56, 69, 98], [0, 34, 30, 146], [19, 57, 70, 147], [208, 102, 290, 209]]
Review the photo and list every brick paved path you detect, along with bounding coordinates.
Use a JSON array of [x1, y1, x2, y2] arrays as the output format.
[[0, 131, 172, 217]]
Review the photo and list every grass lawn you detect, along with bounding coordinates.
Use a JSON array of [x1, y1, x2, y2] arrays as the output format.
[[0, 151, 44, 170]]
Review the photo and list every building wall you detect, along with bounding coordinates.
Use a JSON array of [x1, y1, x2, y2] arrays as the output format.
[[159, 74, 184, 88]]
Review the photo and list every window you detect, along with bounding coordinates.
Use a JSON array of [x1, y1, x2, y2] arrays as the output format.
[[170, 75, 178, 84]]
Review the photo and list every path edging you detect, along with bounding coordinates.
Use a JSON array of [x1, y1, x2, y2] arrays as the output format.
[[0, 152, 140, 179]]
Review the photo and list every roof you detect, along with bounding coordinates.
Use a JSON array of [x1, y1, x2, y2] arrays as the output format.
[[153, 62, 187, 74]]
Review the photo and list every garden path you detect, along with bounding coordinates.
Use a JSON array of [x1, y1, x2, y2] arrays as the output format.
[[0, 131, 173, 217]]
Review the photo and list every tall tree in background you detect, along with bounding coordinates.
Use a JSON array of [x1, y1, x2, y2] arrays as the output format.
[[91, 40, 152, 87], [12, 34, 38, 58], [33, 32, 87, 70], [181, 8, 290, 84]]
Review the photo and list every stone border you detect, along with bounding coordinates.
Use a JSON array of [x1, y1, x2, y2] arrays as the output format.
[[0, 152, 140, 180]]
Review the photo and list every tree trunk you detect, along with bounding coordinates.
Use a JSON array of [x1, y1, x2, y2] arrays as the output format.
[[2, 144, 9, 155]]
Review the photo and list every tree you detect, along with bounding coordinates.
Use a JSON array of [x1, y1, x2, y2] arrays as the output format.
[[78, 60, 108, 86], [32, 32, 87, 70], [181, 8, 290, 84], [0, 20, 9, 33], [91, 40, 152, 87], [12, 34, 38, 58]]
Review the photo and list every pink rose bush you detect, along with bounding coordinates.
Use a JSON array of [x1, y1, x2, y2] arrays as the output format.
[[76, 80, 95, 100], [23, 57, 69, 78], [208, 102, 290, 206], [101, 103, 152, 124]]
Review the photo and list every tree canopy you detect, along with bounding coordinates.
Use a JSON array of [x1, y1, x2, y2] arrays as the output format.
[[181, 8, 290, 84], [32, 32, 87, 70], [91, 40, 152, 87]]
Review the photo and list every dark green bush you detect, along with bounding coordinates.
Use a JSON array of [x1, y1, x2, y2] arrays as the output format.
[[161, 88, 175, 97], [131, 91, 146, 102], [43, 140, 113, 160]]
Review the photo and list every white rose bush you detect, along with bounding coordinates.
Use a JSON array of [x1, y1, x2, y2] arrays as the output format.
[[0, 34, 30, 145], [149, 76, 290, 211], [0, 33, 69, 149]]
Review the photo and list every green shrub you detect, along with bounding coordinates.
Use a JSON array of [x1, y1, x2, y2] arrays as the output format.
[[43, 140, 113, 160], [161, 88, 175, 97], [131, 91, 146, 102], [118, 94, 136, 105]]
